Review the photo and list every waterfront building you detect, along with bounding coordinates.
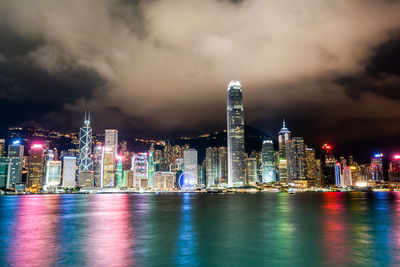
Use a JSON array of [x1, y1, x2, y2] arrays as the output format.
[[371, 154, 384, 181], [132, 152, 149, 189], [93, 145, 103, 187], [334, 163, 342, 186], [219, 147, 228, 185], [116, 155, 123, 188], [390, 155, 400, 182], [153, 171, 175, 190], [321, 144, 336, 186], [227, 80, 245, 187], [245, 157, 258, 186], [261, 139, 275, 183], [0, 139, 4, 156], [124, 170, 134, 187], [205, 147, 220, 187], [198, 161, 207, 187], [62, 156, 77, 187], [305, 147, 317, 181], [183, 148, 198, 186], [27, 144, 45, 189], [342, 166, 352, 187], [8, 142, 24, 187], [102, 148, 115, 187], [78, 171, 94, 187], [288, 137, 306, 182], [45, 160, 62, 186], [102, 129, 118, 187], [148, 151, 155, 188], [0, 158, 11, 188]]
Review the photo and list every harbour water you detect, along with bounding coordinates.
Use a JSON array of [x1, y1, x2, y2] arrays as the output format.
[[0, 192, 399, 266]]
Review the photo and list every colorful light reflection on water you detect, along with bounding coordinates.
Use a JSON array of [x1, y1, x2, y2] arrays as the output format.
[[0, 192, 400, 266]]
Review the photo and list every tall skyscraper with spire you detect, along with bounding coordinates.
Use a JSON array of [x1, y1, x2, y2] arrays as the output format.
[[78, 111, 93, 171], [278, 119, 291, 183], [227, 80, 245, 187]]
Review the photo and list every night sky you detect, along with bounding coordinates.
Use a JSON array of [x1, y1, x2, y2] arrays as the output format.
[[0, 0, 400, 161]]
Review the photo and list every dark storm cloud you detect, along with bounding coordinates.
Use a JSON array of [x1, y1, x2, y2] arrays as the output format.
[[0, 0, 400, 155]]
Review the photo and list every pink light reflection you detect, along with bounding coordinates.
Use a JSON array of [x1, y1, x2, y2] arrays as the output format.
[[85, 194, 135, 266], [9, 195, 60, 266], [321, 192, 349, 265]]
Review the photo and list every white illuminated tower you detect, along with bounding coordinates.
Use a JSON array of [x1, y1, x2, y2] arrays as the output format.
[[278, 119, 291, 182], [78, 111, 93, 171], [183, 149, 198, 186], [262, 139, 276, 183], [62, 157, 77, 188], [227, 80, 245, 187]]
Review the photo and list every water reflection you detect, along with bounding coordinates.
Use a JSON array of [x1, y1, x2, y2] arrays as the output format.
[[321, 192, 349, 265], [390, 192, 400, 265], [174, 193, 198, 266], [8, 195, 60, 266], [85, 194, 135, 266], [347, 192, 374, 266], [1, 193, 400, 266]]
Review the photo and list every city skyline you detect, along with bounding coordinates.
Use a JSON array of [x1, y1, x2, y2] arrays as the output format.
[[0, 1, 399, 159], [2, 2, 400, 266]]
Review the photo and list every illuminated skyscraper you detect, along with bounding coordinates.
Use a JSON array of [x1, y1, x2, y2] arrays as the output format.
[[116, 155, 123, 188], [27, 144, 45, 189], [261, 139, 275, 183], [245, 157, 258, 186], [62, 156, 77, 188], [206, 147, 219, 187], [78, 111, 93, 171], [304, 147, 319, 186], [371, 153, 384, 181], [105, 129, 118, 154], [227, 80, 245, 187], [278, 120, 291, 182], [132, 152, 149, 189], [0, 139, 5, 157], [218, 147, 228, 185], [321, 144, 336, 186], [45, 160, 62, 186], [102, 129, 118, 187], [288, 137, 306, 181], [342, 166, 353, 187], [0, 158, 11, 188], [390, 155, 400, 182], [93, 145, 103, 187], [334, 163, 342, 186], [183, 148, 198, 186], [8, 142, 24, 186]]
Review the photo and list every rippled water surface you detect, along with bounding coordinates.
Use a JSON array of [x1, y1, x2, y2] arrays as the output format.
[[0, 192, 399, 266]]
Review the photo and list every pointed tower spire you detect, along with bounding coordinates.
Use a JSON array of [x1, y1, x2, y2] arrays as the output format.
[[83, 110, 91, 126], [283, 118, 286, 128]]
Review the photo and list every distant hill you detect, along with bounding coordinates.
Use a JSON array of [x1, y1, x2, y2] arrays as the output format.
[[174, 125, 272, 163]]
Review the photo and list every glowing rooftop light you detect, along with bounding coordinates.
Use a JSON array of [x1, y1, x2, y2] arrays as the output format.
[[228, 80, 242, 90], [31, 144, 43, 149], [374, 153, 383, 158], [12, 140, 21, 145], [322, 144, 332, 150], [394, 155, 400, 160]]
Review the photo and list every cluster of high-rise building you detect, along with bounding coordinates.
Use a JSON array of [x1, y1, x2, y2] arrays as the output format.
[[0, 80, 399, 192]]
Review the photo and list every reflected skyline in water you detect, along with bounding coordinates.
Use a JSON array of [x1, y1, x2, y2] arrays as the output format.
[[1, 192, 400, 266]]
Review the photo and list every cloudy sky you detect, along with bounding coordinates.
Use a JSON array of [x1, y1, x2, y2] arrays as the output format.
[[0, 0, 400, 158]]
